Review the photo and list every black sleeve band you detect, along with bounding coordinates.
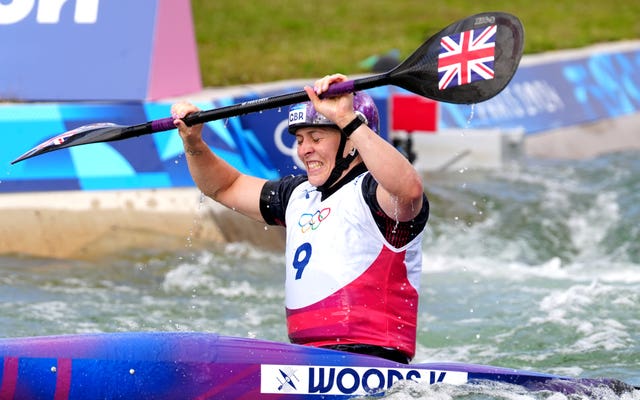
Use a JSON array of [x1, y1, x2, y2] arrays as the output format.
[[361, 173, 429, 248], [259, 175, 309, 226]]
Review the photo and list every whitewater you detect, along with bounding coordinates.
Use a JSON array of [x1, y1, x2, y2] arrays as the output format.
[[1, 151, 638, 399]]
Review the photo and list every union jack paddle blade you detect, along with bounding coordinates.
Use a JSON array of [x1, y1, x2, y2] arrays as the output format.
[[388, 12, 523, 105], [438, 25, 496, 90]]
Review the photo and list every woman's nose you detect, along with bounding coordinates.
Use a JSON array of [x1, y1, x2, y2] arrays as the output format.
[[297, 140, 312, 156]]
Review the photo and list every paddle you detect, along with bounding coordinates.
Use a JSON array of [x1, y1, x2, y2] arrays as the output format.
[[11, 11, 524, 165]]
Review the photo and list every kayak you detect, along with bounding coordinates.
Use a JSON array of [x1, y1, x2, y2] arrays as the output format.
[[0, 332, 635, 399]]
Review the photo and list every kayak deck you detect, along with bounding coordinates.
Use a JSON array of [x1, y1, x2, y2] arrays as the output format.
[[0, 332, 636, 399]]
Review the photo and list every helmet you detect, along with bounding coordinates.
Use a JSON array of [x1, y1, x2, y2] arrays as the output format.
[[287, 91, 380, 191], [288, 91, 380, 135]]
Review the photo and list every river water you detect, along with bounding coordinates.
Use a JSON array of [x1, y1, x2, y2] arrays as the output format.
[[1, 151, 639, 399]]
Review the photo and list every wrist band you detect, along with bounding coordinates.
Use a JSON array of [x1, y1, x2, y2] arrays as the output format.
[[341, 113, 366, 137]]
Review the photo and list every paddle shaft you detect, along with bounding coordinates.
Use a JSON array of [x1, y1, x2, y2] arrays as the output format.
[[142, 75, 385, 134], [91, 11, 524, 137]]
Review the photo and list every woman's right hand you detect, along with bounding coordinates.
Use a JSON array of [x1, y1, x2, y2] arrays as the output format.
[[171, 101, 204, 145]]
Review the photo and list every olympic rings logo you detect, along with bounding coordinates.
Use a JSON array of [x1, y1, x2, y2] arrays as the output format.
[[298, 208, 331, 233]]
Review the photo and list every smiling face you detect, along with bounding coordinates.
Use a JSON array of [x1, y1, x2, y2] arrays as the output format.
[[295, 126, 342, 187]]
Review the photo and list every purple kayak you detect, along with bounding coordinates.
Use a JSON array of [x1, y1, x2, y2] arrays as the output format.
[[0, 332, 635, 399]]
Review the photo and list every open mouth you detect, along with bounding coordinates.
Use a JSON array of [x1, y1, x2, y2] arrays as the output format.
[[306, 161, 323, 171]]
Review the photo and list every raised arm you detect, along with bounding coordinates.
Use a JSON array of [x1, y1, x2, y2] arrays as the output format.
[[304, 75, 424, 222], [172, 102, 267, 222]]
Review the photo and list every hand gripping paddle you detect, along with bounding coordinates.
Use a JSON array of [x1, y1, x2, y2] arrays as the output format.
[[11, 11, 524, 164]]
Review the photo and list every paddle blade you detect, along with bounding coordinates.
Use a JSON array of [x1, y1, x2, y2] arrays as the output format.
[[389, 12, 524, 104], [11, 123, 127, 164]]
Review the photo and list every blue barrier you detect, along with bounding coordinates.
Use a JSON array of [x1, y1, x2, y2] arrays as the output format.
[[1, 88, 389, 193], [1, 101, 280, 193]]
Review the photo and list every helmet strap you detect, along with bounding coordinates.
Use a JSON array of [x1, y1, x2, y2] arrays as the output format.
[[317, 134, 359, 194]]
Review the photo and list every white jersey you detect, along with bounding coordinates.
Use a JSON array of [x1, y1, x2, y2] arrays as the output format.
[[280, 172, 424, 357]]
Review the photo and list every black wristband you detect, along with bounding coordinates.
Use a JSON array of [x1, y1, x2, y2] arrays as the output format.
[[341, 113, 366, 137]]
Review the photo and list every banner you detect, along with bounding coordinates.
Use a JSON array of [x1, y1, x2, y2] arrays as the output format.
[[0, 0, 201, 101]]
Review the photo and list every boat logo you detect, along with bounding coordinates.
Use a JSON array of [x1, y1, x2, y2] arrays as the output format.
[[276, 368, 300, 392]]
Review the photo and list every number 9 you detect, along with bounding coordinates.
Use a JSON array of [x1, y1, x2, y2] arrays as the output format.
[[293, 242, 312, 280]]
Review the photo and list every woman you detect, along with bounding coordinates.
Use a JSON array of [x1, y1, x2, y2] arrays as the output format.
[[172, 73, 428, 363]]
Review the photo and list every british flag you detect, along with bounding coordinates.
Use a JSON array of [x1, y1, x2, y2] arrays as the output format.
[[438, 25, 496, 90]]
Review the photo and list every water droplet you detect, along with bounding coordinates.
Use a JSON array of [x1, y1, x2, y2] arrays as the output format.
[[390, 195, 400, 233], [129, 369, 136, 375], [51, 366, 57, 373], [466, 104, 475, 126]]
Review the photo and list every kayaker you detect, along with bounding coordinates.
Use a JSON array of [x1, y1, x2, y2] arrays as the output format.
[[172, 73, 428, 364]]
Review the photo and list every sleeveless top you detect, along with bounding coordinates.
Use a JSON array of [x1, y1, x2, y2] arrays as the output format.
[[260, 169, 428, 359]]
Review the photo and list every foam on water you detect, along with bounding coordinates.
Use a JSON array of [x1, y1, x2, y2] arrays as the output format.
[[413, 152, 640, 396], [162, 262, 222, 293], [379, 379, 640, 400]]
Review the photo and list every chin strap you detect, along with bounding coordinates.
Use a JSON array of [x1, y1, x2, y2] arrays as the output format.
[[316, 134, 359, 193]]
